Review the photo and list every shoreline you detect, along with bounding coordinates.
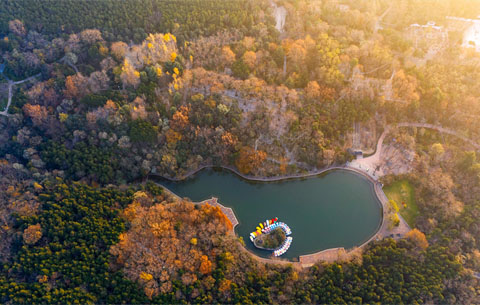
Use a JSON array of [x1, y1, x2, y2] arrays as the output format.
[[148, 164, 393, 267], [149, 163, 353, 183]]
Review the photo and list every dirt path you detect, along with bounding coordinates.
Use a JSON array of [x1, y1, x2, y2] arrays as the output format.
[[270, 0, 286, 33], [374, 3, 393, 34], [0, 73, 41, 116]]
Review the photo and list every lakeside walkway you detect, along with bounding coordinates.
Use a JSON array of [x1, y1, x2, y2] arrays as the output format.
[[152, 165, 408, 268]]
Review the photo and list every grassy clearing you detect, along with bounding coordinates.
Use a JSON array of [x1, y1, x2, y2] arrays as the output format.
[[384, 179, 419, 227]]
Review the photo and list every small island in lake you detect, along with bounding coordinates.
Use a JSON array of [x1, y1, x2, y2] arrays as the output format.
[[254, 227, 286, 250], [250, 218, 293, 256]]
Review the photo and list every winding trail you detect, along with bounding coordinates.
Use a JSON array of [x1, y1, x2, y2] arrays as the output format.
[[0, 73, 41, 116], [374, 3, 393, 34], [397, 122, 480, 150], [352, 122, 480, 176]]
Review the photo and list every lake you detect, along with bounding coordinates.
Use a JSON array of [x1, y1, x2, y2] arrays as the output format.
[[156, 168, 383, 259]]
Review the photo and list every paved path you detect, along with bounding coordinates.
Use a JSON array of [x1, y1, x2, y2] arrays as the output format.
[[397, 122, 480, 150], [351, 122, 480, 177]]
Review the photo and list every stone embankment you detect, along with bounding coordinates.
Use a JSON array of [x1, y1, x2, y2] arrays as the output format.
[[154, 165, 399, 268]]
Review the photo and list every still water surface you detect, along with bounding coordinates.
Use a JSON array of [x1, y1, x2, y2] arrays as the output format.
[[157, 168, 382, 259]]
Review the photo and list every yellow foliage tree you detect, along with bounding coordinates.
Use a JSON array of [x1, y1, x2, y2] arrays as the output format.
[[120, 58, 140, 88], [139, 271, 154, 282], [221, 46, 236, 66], [58, 113, 68, 123], [389, 199, 399, 213], [243, 51, 257, 70], [165, 129, 182, 145], [218, 279, 232, 293]]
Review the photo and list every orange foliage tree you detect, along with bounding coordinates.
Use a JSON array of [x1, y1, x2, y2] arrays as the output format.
[[235, 146, 267, 174], [170, 105, 190, 131], [405, 229, 429, 250], [23, 224, 42, 245], [23, 104, 48, 126]]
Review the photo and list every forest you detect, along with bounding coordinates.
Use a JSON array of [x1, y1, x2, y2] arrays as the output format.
[[0, 178, 469, 304], [0, 0, 270, 44], [0, 0, 479, 303]]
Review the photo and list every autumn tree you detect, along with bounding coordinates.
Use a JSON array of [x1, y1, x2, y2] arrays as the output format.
[[286, 40, 306, 70], [235, 146, 267, 174], [430, 143, 444, 161], [405, 229, 429, 250], [79, 29, 103, 44], [243, 51, 257, 70], [170, 105, 190, 131], [120, 58, 141, 88], [131, 97, 148, 120], [165, 129, 182, 146], [64, 73, 89, 99], [392, 69, 419, 103], [221, 46, 236, 67], [23, 224, 42, 245], [23, 104, 48, 126], [8, 19, 26, 36], [111, 41, 129, 60], [87, 71, 109, 93], [305, 80, 336, 101], [199, 255, 212, 275]]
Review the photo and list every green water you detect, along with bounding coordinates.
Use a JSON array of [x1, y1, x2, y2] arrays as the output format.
[[156, 168, 382, 259]]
